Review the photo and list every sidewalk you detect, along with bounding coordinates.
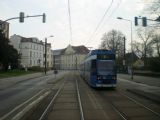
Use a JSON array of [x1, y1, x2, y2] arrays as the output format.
[[118, 74, 160, 103], [0, 71, 53, 90], [118, 73, 160, 87]]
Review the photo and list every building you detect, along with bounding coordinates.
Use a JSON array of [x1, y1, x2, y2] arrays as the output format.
[[0, 20, 9, 39], [10, 34, 53, 68], [46, 43, 53, 68], [53, 49, 64, 69], [53, 45, 89, 70]]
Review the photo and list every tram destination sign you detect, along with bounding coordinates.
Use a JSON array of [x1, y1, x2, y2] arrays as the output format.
[[97, 54, 115, 60]]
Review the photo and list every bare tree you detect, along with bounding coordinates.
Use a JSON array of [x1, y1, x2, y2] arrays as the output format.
[[134, 27, 154, 66], [148, 0, 160, 16], [151, 34, 160, 57], [99, 29, 125, 56]]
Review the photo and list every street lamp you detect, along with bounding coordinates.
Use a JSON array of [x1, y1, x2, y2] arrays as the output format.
[[44, 35, 54, 75], [117, 17, 133, 80]]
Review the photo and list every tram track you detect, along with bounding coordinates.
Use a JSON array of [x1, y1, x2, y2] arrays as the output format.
[[38, 79, 66, 120], [76, 75, 85, 120], [97, 88, 160, 120], [77, 73, 160, 120], [77, 73, 127, 120], [38, 72, 85, 120], [120, 91, 160, 117]]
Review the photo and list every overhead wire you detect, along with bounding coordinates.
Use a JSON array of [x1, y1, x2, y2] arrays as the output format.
[[85, 0, 114, 45], [109, 0, 122, 18], [67, 0, 73, 44], [95, 0, 122, 36], [92, 0, 122, 41]]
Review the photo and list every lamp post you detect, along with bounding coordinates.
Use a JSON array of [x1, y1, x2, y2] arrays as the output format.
[[117, 17, 133, 79], [44, 35, 54, 75]]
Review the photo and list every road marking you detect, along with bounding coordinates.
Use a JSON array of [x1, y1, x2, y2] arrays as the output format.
[[0, 89, 45, 120], [12, 91, 50, 120]]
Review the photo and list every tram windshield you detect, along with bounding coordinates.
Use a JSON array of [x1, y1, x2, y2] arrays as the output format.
[[97, 60, 116, 75]]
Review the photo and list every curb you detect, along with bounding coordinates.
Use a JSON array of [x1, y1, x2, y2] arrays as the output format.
[[127, 89, 160, 104]]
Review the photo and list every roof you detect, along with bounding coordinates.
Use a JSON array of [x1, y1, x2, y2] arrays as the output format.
[[21, 37, 44, 45], [61, 45, 89, 55], [53, 49, 64, 56], [89, 49, 115, 56]]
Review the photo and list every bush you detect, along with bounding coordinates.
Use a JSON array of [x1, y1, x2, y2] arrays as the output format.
[[149, 57, 160, 72], [28, 66, 44, 72]]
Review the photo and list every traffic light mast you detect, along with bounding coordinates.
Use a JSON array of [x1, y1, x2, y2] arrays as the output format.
[[134, 16, 160, 27]]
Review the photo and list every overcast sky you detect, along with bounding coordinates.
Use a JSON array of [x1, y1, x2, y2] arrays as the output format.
[[0, 0, 147, 50]]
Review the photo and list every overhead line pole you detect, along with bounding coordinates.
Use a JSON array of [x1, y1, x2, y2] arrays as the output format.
[[117, 17, 133, 80], [67, 0, 73, 44]]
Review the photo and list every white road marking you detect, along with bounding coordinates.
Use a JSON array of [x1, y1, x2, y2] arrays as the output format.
[[0, 89, 45, 120]]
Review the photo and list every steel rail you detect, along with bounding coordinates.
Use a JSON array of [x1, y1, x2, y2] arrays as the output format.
[[38, 80, 65, 120], [121, 92, 160, 117], [96, 90, 128, 120], [78, 73, 127, 120], [106, 98, 128, 120], [76, 78, 85, 120]]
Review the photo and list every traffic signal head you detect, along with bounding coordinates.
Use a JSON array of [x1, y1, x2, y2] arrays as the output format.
[[135, 17, 138, 26], [42, 13, 46, 23], [19, 12, 24, 23], [142, 17, 147, 27]]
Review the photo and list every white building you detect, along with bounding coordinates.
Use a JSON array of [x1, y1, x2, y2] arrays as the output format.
[[53, 45, 89, 70], [10, 34, 53, 68], [46, 43, 53, 68]]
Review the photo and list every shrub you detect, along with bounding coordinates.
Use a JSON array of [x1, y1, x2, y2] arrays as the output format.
[[149, 57, 160, 72]]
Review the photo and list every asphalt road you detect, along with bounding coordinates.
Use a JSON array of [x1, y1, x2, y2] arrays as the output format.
[[0, 71, 67, 120], [0, 71, 160, 120], [46, 72, 160, 120]]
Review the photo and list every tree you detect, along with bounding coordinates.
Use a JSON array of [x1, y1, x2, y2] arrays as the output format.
[[99, 29, 125, 56], [146, 0, 160, 16], [151, 34, 160, 57], [0, 30, 19, 71], [99, 29, 126, 71], [133, 27, 154, 68]]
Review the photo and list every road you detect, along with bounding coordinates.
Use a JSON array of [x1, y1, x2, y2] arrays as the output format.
[[0, 71, 159, 120], [0, 71, 67, 120]]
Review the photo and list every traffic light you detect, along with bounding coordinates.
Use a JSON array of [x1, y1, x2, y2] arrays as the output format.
[[142, 17, 147, 27], [19, 12, 25, 23], [135, 17, 138, 26], [42, 13, 46, 23]]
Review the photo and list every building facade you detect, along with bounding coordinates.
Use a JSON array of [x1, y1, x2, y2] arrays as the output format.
[[0, 20, 9, 39], [53, 45, 89, 70], [46, 43, 53, 68], [53, 49, 63, 70], [10, 34, 53, 68]]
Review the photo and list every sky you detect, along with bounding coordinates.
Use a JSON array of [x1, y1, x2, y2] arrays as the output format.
[[0, 0, 148, 50]]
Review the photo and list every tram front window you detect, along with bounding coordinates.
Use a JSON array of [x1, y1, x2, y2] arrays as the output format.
[[97, 61, 115, 75]]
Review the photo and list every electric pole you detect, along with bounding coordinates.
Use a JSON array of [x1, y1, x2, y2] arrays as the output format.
[[44, 38, 47, 75]]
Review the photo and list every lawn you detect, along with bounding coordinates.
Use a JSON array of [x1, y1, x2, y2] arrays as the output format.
[[0, 70, 36, 79]]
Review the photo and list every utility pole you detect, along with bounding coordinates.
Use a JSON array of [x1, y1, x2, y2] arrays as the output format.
[[75, 55, 77, 70], [44, 38, 47, 75], [123, 37, 126, 72], [44, 35, 53, 75], [117, 17, 133, 79]]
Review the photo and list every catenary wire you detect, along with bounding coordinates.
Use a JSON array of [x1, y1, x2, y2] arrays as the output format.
[[85, 0, 114, 45], [88, 0, 122, 45]]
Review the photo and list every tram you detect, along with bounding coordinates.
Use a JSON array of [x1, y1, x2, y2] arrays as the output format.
[[80, 49, 117, 88]]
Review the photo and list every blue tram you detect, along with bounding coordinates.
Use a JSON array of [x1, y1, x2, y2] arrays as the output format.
[[80, 49, 117, 88]]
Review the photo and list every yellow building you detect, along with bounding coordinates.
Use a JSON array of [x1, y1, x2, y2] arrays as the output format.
[[53, 45, 89, 70]]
